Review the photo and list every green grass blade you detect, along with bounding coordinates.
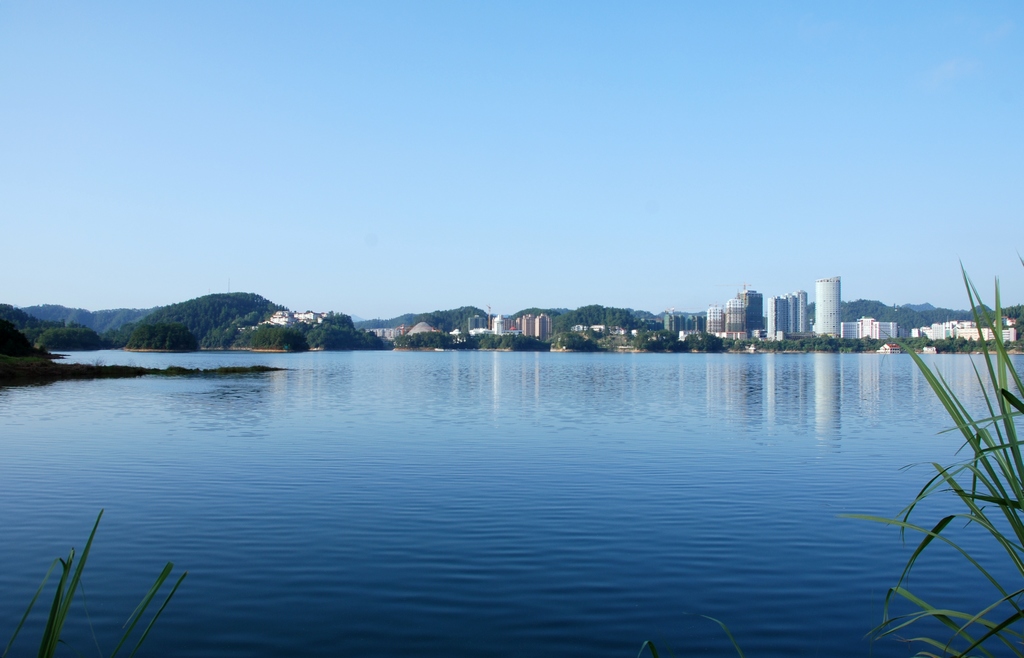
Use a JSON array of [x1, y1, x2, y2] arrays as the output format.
[[2, 559, 58, 658], [109, 562, 175, 658], [699, 616, 746, 658], [124, 570, 187, 658]]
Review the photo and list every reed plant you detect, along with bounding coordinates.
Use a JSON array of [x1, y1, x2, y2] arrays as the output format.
[[851, 264, 1024, 657], [3, 510, 186, 658]]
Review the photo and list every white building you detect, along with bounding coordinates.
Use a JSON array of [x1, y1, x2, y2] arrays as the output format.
[[814, 276, 841, 336], [840, 317, 898, 340], [912, 320, 1016, 342], [262, 310, 328, 327]]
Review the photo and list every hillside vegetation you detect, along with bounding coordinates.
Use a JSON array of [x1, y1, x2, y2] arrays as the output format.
[[0, 319, 46, 357], [248, 326, 309, 352], [135, 293, 285, 349], [126, 323, 199, 351]]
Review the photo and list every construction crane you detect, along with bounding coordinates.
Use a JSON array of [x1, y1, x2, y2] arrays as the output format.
[[715, 282, 754, 291]]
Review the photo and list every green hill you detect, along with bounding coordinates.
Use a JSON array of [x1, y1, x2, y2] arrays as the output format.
[[126, 323, 199, 351], [551, 305, 647, 333], [20, 304, 154, 333], [137, 293, 285, 349]]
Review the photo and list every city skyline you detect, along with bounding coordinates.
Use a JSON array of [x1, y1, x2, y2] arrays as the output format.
[[1, 3, 1021, 316], [3, 271, 1000, 321]]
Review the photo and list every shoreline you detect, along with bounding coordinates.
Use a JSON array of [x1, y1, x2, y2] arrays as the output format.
[[0, 356, 284, 385]]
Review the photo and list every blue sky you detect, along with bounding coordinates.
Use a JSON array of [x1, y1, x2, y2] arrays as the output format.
[[1, 2, 1021, 318]]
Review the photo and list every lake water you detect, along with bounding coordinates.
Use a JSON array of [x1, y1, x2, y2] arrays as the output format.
[[1, 350, 1017, 657]]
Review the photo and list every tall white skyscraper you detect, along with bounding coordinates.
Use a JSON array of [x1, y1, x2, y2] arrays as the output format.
[[814, 277, 841, 336]]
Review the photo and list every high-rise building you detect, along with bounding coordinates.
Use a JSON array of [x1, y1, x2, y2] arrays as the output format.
[[468, 315, 488, 331], [740, 290, 764, 333], [815, 277, 841, 336], [794, 290, 809, 332], [534, 314, 552, 340], [663, 313, 684, 333], [519, 314, 536, 335], [707, 305, 724, 333], [766, 296, 789, 338], [725, 298, 746, 333]]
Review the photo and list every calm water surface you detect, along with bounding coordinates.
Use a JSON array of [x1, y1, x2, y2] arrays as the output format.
[[1, 351, 1017, 656]]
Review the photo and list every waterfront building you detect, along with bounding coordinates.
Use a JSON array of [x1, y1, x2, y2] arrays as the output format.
[[707, 305, 724, 334], [725, 298, 745, 334], [535, 314, 552, 340], [794, 290, 809, 332], [367, 327, 403, 340], [762, 290, 807, 339], [494, 315, 506, 335], [766, 296, 790, 339], [840, 322, 859, 339], [663, 313, 684, 334], [840, 317, 899, 340], [954, 323, 1017, 342], [519, 314, 536, 335], [739, 290, 764, 333], [407, 322, 437, 334], [911, 319, 1016, 342], [815, 276, 841, 336], [468, 315, 488, 331]]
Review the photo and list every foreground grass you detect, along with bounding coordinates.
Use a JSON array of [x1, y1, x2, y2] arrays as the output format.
[[3, 510, 185, 658], [0, 354, 283, 383]]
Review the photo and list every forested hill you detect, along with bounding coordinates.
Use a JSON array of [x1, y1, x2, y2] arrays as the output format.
[[355, 314, 417, 330], [21, 304, 154, 333], [0, 304, 55, 331], [805, 299, 974, 328], [137, 293, 285, 349], [551, 305, 653, 333]]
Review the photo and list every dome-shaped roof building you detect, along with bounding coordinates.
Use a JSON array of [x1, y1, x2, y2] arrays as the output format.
[[406, 322, 437, 335]]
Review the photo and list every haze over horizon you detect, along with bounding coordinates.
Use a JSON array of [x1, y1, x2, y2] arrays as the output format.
[[2, 2, 1021, 317]]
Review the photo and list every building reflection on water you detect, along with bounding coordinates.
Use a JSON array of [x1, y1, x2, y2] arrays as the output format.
[[814, 353, 841, 447]]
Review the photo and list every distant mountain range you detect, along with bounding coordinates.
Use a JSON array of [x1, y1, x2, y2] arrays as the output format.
[[802, 299, 976, 330], [20, 304, 155, 333]]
